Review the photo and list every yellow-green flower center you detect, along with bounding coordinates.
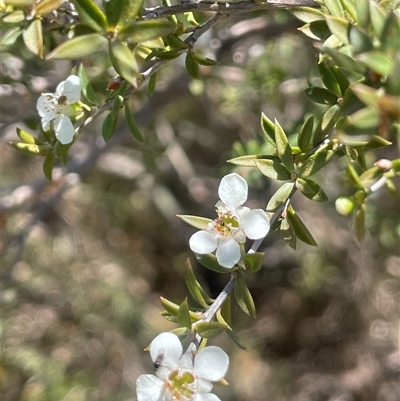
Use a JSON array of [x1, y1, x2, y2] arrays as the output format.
[[166, 369, 196, 400], [213, 210, 239, 237]]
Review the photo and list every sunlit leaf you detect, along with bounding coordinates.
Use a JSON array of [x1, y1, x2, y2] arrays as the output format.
[[275, 120, 294, 172], [323, 0, 345, 18], [47, 33, 107, 59], [266, 182, 295, 212], [298, 148, 336, 178], [109, 39, 139, 86], [355, 0, 370, 26], [234, 275, 256, 318], [287, 206, 317, 246], [280, 217, 296, 249], [118, 20, 175, 43], [380, 12, 400, 54], [185, 51, 200, 79], [185, 259, 213, 308], [296, 177, 328, 202], [23, 19, 43, 58], [35, 0, 63, 15], [195, 322, 226, 339], [356, 51, 393, 76], [255, 159, 292, 181], [77, 63, 99, 105], [17, 128, 43, 145], [0, 27, 22, 46], [325, 15, 349, 44], [290, 6, 325, 23], [176, 298, 192, 330], [298, 116, 314, 152], [105, 0, 144, 29], [177, 215, 212, 230], [72, 0, 108, 32], [260, 112, 275, 145]]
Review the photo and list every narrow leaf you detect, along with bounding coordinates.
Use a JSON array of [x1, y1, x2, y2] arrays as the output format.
[[176, 298, 192, 330], [305, 86, 338, 105], [260, 112, 275, 145], [124, 102, 144, 142], [356, 51, 393, 76], [23, 19, 43, 58], [275, 120, 294, 172], [287, 206, 317, 246], [290, 7, 325, 23], [77, 63, 99, 105], [298, 116, 314, 152], [266, 182, 295, 212], [296, 178, 328, 202], [177, 215, 212, 230], [298, 148, 336, 178], [195, 322, 226, 339], [196, 253, 233, 274], [244, 252, 264, 273], [234, 275, 256, 318], [72, 0, 108, 32], [118, 20, 175, 43], [185, 52, 200, 79], [280, 218, 296, 249], [43, 152, 54, 181], [185, 260, 213, 308], [255, 159, 292, 181], [318, 61, 342, 97], [325, 15, 349, 44]]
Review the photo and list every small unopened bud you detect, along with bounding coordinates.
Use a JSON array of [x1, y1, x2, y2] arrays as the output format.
[[374, 159, 392, 170]]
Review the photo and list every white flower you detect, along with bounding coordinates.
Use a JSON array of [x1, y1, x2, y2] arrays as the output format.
[[189, 173, 270, 268], [136, 332, 229, 401], [36, 75, 81, 145]]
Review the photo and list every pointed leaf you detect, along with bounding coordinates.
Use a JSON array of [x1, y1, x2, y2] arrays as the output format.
[[125, 102, 144, 142], [266, 182, 295, 212], [3, 10, 25, 23], [370, 1, 386, 38], [77, 63, 99, 105], [1, 27, 22, 46], [47, 33, 107, 59], [23, 19, 43, 58], [176, 298, 192, 330], [348, 106, 379, 129], [118, 20, 175, 42], [330, 65, 350, 95], [105, 0, 144, 30], [346, 163, 364, 189], [290, 7, 325, 23], [325, 15, 348, 44], [195, 322, 226, 339], [356, 51, 393, 76], [220, 294, 232, 327], [355, 204, 365, 240], [280, 217, 296, 249], [298, 148, 336, 178], [228, 154, 259, 167], [35, 0, 64, 15], [234, 275, 256, 318], [323, 0, 345, 18], [177, 215, 212, 230], [244, 252, 264, 273], [351, 83, 380, 106], [109, 39, 139, 86], [255, 159, 291, 181], [185, 52, 200, 79], [17, 128, 43, 145], [287, 206, 317, 246], [148, 72, 157, 96], [72, 0, 108, 32], [305, 86, 338, 105], [380, 12, 400, 54], [355, 0, 370, 26], [43, 152, 54, 181], [192, 53, 218, 66], [348, 25, 374, 55], [296, 177, 328, 202], [322, 46, 366, 74], [260, 112, 275, 145], [298, 116, 314, 152], [298, 20, 331, 41], [275, 120, 294, 172], [318, 61, 342, 97], [160, 297, 179, 316], [185, 260, 213, 308]]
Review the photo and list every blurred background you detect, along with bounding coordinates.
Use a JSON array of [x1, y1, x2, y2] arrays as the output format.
[[1, 6, 399, 401]]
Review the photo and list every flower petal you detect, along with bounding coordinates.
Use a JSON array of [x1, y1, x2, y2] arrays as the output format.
[[218, 173, 248, 210], [189, 231, 217, 254], [150, 332, 182, 369], [136, 374, 164, 401], [215, 238, 240, 268], [54, 115, 75, 144], [242, 209, 270, 240], [194, 393, 222, 401], [37, 95, 58, 118], [194, 346, 229, 382], [62, 75, 81, 103]]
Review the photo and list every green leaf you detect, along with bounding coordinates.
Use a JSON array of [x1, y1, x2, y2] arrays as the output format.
[[380, 12, 400, 54], [298, 116, 314, 152], [160, 296, 179, 316], [109, 39, 139, 86], [165, 34, 188, 50], [287, 206, 317, 246], [72, 0, 108, 33], [77, 63, 99, 105], [355, 51, 393, 76], [234, 275, 256, 318], [298, 20, 331, 41], [370, 1, 386, 38], [124, 102, 144, 142], [118, 20, 175, 43], [102, 112, 118, 142], [298, 148, 336, 178], [348, 26, 374, 55], [330, 65, 350, 95], [244, 252, 264, 273], [290, 7, 325, 23], [148, 72, 157, 96], [0, 27, 22, 46], [305, 86, 338, 105], [346, 163, 364, 189], [364, 135, 392, 150], [219, 294, 232, 327], [280, 217, 296, 249], [2, 10, 25, 23], [225, 327, 247, 349], [266, 182, 295, 212], [43, 152, 54, 181], [318, 61, 342, 97], [3, 0, 33, 5], [323, 0, 345, 18], [154, 49, 182, 60], [105, 0, 144, 29], [177, 215, 212, 230], [185, 52, 200, 79], [195, 322, 226, 339], [322, 46, 366, 74], [47, 33, 107, 59], [313, 104, 340, 144], [23, 19, 43, 58], [192, 53, 218, 66], [351, 83, 380, 106], [338, 0, 356, 21], [16, 128, 43, 145], [176, 298, 192, 330], [185, 260, 213, 308], [355, 204, 365, 240], [387, 55, 400, 96], [325, 15, 349, 44], [260, 112, 275, 145], [275, 120, 294, 172], [296, 178, 328, 202], [228, 154, 260, 167], [196, 253, 233, 274], [255, 159, 292, 181], [355, 0, 370, 27], [54, 141, 70, 165], [348, 106, 379, 129], [35, 0, 63, 15], [11, 142, 45, 154]]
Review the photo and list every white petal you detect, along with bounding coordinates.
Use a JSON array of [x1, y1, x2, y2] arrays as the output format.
[[136, 374, 164, 401], [216, 239, 240, 268], [189, 231, 217, 254], [218, 173, 248, 210], [197, 378, 213, 393], [178, 350, 195, 369], [41, 116, 53, 132], [242, 209, 270, 240], [54, 115, 75, 144], [194, 394, 222, 401], [37, 95, 58, 118], [62, 75, 81, 103], [194, 346, 229, 382], [150, 332, 182, 368]]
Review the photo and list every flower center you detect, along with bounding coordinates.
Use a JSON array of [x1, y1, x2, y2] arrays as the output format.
[[165, 369, 196, 400], [212, 208, 239, 238]]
